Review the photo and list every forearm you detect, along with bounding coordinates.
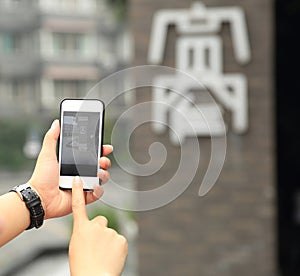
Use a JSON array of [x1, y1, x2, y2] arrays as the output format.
[[0, 192, 30, 247]]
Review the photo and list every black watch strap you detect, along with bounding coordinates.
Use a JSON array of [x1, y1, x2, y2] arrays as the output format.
[[10, 184, 45, 230]]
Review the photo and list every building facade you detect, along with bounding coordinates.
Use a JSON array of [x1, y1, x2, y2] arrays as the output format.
[[130, 0, 275, 275], [0, 0, 129, 115]]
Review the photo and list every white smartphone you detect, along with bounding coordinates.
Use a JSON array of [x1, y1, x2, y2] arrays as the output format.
[[58, 99, 105, 191]]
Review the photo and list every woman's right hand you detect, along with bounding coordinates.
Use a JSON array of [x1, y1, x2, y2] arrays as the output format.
[[69, 176, 128, 276]]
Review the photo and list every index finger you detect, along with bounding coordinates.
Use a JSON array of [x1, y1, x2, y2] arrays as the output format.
[[72, 176, 88, 225]]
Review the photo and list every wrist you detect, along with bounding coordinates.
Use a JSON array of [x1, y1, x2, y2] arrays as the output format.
[[9, 192, 31, 230], [10, 183, 45, 229], [29, 183, 47, 219]]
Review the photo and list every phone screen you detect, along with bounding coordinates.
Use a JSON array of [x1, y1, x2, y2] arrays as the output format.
[[60, 111, 100, 177]]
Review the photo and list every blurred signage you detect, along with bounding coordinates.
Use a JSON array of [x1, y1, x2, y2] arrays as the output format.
[[148, 2, 251, 144]]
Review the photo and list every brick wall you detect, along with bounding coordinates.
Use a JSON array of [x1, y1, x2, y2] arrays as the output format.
[[129, 0, 275, 275]]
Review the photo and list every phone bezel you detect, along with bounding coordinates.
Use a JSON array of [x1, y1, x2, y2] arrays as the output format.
[[58, 98, 105, 191]]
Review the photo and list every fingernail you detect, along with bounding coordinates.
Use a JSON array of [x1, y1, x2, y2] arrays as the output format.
[[74, 176, 81, 186], [106, 145, 113, 151], [51, 120, 58, 130], [99, 169, 105, 179]]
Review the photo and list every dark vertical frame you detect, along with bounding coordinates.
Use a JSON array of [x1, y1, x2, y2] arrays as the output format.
[[276, 0, 300, 274]]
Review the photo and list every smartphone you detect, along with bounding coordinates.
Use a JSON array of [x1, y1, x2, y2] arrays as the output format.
[[58, 99, 105, 191]]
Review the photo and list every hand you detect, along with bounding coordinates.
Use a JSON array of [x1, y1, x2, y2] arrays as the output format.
[[29, 120, 113, 219], [69, 177, 128, 276], [0, 215, 3, 233]]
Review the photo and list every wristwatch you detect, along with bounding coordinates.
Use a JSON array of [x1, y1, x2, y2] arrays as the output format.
[[10, 183, 45, 230]]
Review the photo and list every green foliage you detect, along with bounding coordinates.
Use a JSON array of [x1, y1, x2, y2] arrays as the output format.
[[103, 116, 113, 145], [88, 206, 120, 232], [106, 0, 127, 21], [103, 116, 116, 165], [0, 119, 32, 170]]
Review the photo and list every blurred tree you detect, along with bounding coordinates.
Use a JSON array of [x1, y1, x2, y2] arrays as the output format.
[[0, 118, 51, 170], [106, 0, 128, 21], [0, 119, 30, 170]]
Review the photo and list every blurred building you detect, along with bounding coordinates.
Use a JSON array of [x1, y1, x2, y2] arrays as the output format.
[[0, 0, 131, 115]]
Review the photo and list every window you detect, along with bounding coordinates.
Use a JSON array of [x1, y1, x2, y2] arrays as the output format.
[[65, 0, 78, 9], [1, 33, 22, 54], [54, 80, 88, 99], [0, 81, 13, 101], [0, 80, 35, 103], [53, 33, 85, 57], [39, 0, 96, 14], [2, 0, 22, 7]]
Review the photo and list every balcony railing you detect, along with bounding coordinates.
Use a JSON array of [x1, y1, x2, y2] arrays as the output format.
[[0, 2, 40, 32], [0, 54, 41, 78]]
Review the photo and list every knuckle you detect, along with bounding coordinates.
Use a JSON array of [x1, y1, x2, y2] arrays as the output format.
[[107, 227, 117, 235], [95, 215, 108, 226], [104, 171, 110, 182], [99, 170, 110, 184], [118, 235, 128, 253], [119, 234, 128, 245], [105, 158, 111, 168], [100, 157, 111, 168]]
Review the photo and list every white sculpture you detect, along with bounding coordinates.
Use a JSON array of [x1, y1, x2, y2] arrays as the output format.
[[148, 2, 251, 144]]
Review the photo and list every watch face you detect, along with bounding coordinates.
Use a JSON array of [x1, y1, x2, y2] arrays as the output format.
[[13, 184, 30, 199]]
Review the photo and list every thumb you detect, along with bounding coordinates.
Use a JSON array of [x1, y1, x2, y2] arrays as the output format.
[[40, 120, 60, 157], [72, 176, 88, 226]]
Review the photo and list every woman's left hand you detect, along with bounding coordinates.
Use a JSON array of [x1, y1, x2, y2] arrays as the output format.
[[29, 120, 113, 219]]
